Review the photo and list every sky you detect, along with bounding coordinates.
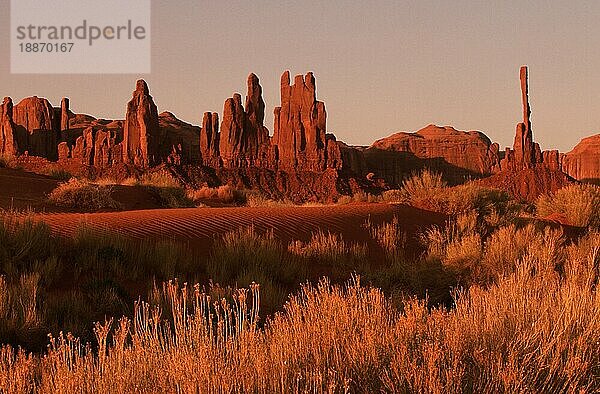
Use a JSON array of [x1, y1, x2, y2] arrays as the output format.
[[1, 0, 599, 152]]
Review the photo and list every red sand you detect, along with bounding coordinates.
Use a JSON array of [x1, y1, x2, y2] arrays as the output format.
[[33, 203, 445, 255], [0, 168, 59, 211]]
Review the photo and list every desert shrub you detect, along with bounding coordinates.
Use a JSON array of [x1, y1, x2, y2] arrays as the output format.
[[188, 185, 239, 203], [381, 189, 404, 203], [138, 170, 180, 188], [92, 177, 120, 186], [234, 269, 289, 315], [135, 170, 195, 208], [420, 212, 484, 285], [244, 192, 293, 207], [148, 185, 195, 208], [289, 230, 367, 269], [563, 231, 600, 286], [337, 192, 382, 204], [71, 226, 197, 281], [536, 183, 600, 227], [47, 169, 73, 181], [397, 168, 446, 204], [43, 289, 95, 336], [48, 178, 121, 211], [335, 195, 353, 204], [0, 154, 18, 169], [360, 217, 454, 305], [0, 274, 43, 347], [384, 170, 519, 227], [364, 216, 407, 257], [206, 226, 304, 313], [208, 226, 305, 287], [0, 216, 55, 275], [482, 224, 564, 281], [441, 183, 517, 220]]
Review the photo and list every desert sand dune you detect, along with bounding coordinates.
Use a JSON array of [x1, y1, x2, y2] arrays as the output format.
[[34, 203, 444, 254]]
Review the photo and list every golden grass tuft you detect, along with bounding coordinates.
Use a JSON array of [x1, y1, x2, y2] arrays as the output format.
[[288, 230, 367, 266], [536, 183, 600, 227]]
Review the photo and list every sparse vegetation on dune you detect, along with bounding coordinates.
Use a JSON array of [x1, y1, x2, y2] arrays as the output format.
[[46, 168, 73, 181], [1, 235, 600, 393], [0, 154, 19, 169], [385, 169, 521, 223], [187, 184, 240, 204], [136, 170, 196, 208], [48, 178, 122, 211], [1, 177, 600, 391]]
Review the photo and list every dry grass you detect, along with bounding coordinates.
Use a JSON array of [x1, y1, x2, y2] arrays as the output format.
[[364, 216, 407, 257], [187, 185, 239, 203], [0, 274, 41, 340], [536, 183, 600, 227], [289, 230, 368, 267], [48, 178, 121, 211], [0, 154, 19, 169], [336, 192, 382, 204], [383, 170, 520, 233], [399, 168, 446, 201], [136, 170, 195, 208], [46, 169, 73, 181], [244, 192, 293, 207], [1, 237, 599, 393], [0, 190, 599, 391]]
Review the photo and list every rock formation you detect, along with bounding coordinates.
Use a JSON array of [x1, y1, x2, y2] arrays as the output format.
[[561, 134, 600, 183], [219, 93, 246, 167], [0, 97, 18, 156], [273, 71, 327, 171], [123, 80, 159, 167], [200, 111, 220, 166], [218, 73, 272, 168], [496, 65, 562, 172], [71, 127, 93, 165], [244, 73, 270, 166], [60, 98, 70, 132], [12, 96, 58, 160], [480, 66, 571, 200], [93, 129, 115, 167], [57, 141, 69, 160], [3, 66, 593, 203], [214, 71, 356, 174], [157, 111, 201, 165], [496, 66, 540, 170], [514, 66, 535, 166], [364, 125, 501, 185]]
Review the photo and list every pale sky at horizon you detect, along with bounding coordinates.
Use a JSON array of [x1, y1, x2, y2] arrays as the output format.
[[1, 0, 599, 152]]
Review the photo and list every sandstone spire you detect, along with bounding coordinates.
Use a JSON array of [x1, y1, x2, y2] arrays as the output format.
[[0, 97, 17, 156], [60, 98, 70, 132], [219, 93, 245, 167], [123, 79, 159, 166], [513, 65, 536, 167], [218, 73, 271, 167], [245, 74, 269, 149], [201, 111, 220, 166], [273, 71, 327, 171]]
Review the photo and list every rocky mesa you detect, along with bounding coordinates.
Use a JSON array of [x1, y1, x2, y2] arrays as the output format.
[[0, 66, 598, 202]]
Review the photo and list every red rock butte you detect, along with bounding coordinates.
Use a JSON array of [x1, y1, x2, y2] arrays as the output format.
[[0, 66, 598, 202]]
